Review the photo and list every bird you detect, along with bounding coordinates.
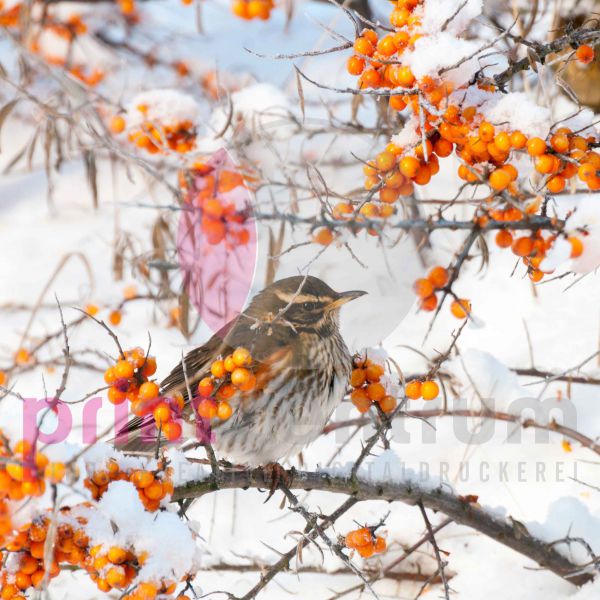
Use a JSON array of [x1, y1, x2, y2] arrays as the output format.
[[115, 275, 366, 467]]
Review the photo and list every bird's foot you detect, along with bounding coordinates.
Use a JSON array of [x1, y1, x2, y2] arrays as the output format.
[[260, 462, 294, 502]]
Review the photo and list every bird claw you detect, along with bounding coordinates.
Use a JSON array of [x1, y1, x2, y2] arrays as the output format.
[[260, 462, 293, 502]]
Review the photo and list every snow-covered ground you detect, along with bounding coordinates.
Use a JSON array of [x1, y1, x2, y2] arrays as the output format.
[[2, 0, 600, 598]]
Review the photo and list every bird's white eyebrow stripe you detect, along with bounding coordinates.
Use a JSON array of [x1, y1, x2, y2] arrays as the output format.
[[274, 292, 328, 304]]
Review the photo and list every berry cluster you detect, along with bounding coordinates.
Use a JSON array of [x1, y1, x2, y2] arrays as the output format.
[[195, 346, 256, 421], [411, 266, 471, 318], [492, 214, 585, 283], [344, 1, 600, 207], [349, 355, 397, 414], [180, 159, 253, 247], [344, 526, 387, 558], [116, 103, 197, 155], [84, 457, 174, 512], [405, 379, 439, 401], [1, 439, 65, 501], [231, 0, 274, 20]]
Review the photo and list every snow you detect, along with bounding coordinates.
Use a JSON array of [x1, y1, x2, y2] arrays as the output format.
[[127, 89, 200, 128], [421, 0, 484, 36], [1, 0, 600, 598]]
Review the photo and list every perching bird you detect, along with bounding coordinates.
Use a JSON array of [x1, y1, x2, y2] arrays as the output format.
[[116, 276, 366, 466]]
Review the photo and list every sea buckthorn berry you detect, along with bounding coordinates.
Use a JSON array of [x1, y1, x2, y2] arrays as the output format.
[[578, 163, 597, 181], [494, 132, 511, 152], [479, 121, 495, 142], [526, 137, 547, 156], [512, 236, 534, 257], [396, 66, 415, 87], [378, 395, 397, 413], [351, 388, 372, 413], [359, 69, 381, 88], [509, 131, 527, 149], [163, 421, 183, 441], [569, 237, 584, 258], [450, 298, 471, 319], [198, 376, 215, 397], [366, 382, 386, 402], [413, 278, 434, 299], [420, 294, 438, 311], [547, 175, 566, 193], [197, 398, 218, 419], [405, 380, 422, 399], [495, 229, 513, 248], [139, 381, 159, 400], [434, 138, 453, 157], [376, 151, 396, 172], [389, 95, 407, 111], [428, 266, 449, 289], [211, 360, 226, 378], [576, 44, 595, 64], [109, 310, 122, 326], [489, 168, 511, 191], [550, 133, 570, 153], [374, 536, 387, 553], [345, 527, 372, 548], [399, 156, 420, 178], [347, 56, 366, 76], [237, 372, 256, 392], [377, 35, 396, 57], [110, 115, 126, 134], [216, 383, 236, 400], [153, 402, 171, 425], [231, 367, 251, 387], [217, 401, 233, 420], [350, 368, 367, 387], [115, 360, 134, 379], [224, 355, 237, 372], [365, 363, 384, 382], [353, 37, 374, 57], [131, 470, 154, 489], [421, 380, 440, 401], [108, 387, 127, 405], [535, 154, 556, 174], [314, 228, 334, 245]]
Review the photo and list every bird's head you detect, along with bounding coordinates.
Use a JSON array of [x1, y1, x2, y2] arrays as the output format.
[[247, 276, 366, 332]]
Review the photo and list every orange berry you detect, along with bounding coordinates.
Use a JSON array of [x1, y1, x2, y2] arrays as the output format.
[[413, 278, 434, 299], [434, 138, 453, 157], [231, 367, 251, 387], [14, 348, 30, 365], [85, 303, 99, 316], [144, 481, 164, 500], [351, 388, 372, 413], [314, 227, 334, 245], [374, 536, 387, 553], [526, 137, 547, 156], [110, 115, 126, 134], [535, 154, 556, 174], [576, 44, 595, 64], [163, 421, 182, 441], [109, 310, 122, 326], [366, 382, 386, 402], [495, 229, 513, 248], [115, 360, 134, 379], [108, 546, 128, 564], [479, 121, 495, 142], [359, 69, 381, 88], [197, 398, 218, 419], [421, 380, 440, 401], [399, 156, 420, 178], [211, 359, 227, 378], [377, 35, 397, 57], [232, 347, 251, 368], [108, 386, 127, 405], [139, 381, 159, 400], [396, 66, 415, 87], [345, 527, 372, 548], [378, 395, 397, 413], [420, 294, 438, 311], [427, 266, 448, 289], [365, 363, 384, 382], [547, 175, 566, 193], [577, 163, 595, 182], [376, 151, 396, 172], [142, 356, 157, 377], [569, 237, 584, 258], [510, 131, 527, 149], [350, 368, 367, 387], [450, 298, 471, 319], [197, 376, 215, 397], [237, 372, 256, 392], [131, 470, 154, 489], [493, 132, 511, 152], [405, 380, 422, 399], [217, 401, 233, 420], [489, 168, 511, 191], [512, 236, 534, 257], [550, 133, 570, 153], [347, 56, 366, 75], [45, 462, 66, 483], [389, 95, 407, 111], [153, 402, 171, 425], [224, 355, 237, 372], [353, 37, 374, 57]]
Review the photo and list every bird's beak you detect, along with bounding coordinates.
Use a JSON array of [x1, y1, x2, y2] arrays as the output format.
[[328, 290, 367, 310]]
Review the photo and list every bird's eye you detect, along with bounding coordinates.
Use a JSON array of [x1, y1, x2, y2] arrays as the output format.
[[302, 301, 316, 311]]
